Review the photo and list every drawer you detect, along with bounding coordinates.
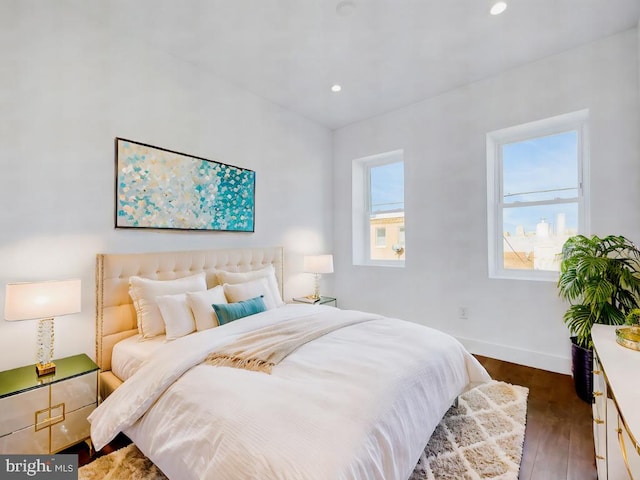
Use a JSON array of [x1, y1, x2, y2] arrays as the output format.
[[51, 371, 97, 412], [0, 424, 48, 454], [593, 411, 606, 461], [0, 388, 49, 435], [595, 455, 608, 480], [606, 398, 636, 480], [593, 356, 606, 395], [51, 403, 96, 453], [617, 411, 640, 480], [593, 390, 606, 428]]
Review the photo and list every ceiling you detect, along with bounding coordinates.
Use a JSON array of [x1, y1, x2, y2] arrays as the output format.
[[93, 0, 640, 129]]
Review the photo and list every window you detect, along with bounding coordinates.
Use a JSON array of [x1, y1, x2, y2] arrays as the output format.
[[397, 226, 405, 246], [352, 150, 405, 266], [487, 110, 589, 281], [375, 227, 387, 247]]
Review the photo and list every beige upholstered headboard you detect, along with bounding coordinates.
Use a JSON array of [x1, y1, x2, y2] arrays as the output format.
[[95, 246, 284, 400]]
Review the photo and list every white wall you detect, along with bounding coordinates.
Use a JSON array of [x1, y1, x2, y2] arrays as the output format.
[[333, 29, 640, 374], [0, 3, 333, 371]]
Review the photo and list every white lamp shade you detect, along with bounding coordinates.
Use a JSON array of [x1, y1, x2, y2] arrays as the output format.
[[4, 279, 81, 321], [304, 255, 334, 274]]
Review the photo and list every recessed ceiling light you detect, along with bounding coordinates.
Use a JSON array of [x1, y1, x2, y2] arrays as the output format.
[[336, 1, 356, 17], [331, 84, 342, 93], [490, 1, 507, 15]]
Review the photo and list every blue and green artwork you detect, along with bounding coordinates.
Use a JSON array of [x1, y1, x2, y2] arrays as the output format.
[[116, 138, 255, 232]]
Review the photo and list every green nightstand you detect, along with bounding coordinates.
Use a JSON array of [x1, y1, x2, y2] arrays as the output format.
[[0, 354, 99, 454]]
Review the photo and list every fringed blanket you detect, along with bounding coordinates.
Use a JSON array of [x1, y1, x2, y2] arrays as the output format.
[[204, 310, 379, 373]]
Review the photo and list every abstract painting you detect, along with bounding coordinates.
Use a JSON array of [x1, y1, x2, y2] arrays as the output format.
[[115, 138, 255, 232]]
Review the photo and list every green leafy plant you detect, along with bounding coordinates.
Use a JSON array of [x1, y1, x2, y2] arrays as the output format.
[[626, 308, 640, 326], [557, 235, 640, 349]]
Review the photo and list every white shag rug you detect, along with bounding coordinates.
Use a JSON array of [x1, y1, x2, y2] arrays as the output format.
[[80, 380, 528, 480], [410, 381, 528, 480]]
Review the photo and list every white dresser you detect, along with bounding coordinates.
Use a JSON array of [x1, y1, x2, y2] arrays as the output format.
[[0, 354, 98, 454], [592, 324, 640, 479]]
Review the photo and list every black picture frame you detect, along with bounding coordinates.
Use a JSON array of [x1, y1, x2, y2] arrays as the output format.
[[115, 138, 255, 232]]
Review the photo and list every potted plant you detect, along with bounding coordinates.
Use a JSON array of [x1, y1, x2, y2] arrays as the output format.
[[557, 234, 640, 402], [626, 308, 640, 326]]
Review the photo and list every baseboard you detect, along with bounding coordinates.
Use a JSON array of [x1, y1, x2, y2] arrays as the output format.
[[455, 335, 572, 375]]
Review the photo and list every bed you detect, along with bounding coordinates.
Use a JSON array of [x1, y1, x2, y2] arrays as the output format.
[[89, 246, 490, 480]]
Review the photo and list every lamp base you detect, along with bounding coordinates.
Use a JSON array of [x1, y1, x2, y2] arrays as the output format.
[[36, 362, 56, 377], [312, 273, 321, 300]]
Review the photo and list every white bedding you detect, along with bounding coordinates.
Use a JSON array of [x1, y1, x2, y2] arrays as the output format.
[[90, 304, 490, 480], [111, 334, 166, 382]]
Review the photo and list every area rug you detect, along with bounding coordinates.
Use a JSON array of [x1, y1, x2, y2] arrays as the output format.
[[79, 381, 527, 480], [410, 381, 528, 480]]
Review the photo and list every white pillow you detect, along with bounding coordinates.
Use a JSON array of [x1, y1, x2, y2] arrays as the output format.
[[156, 293, 196, 340], [129, 273, 207, 339], [216, 265, 284, 308], [186, 285, 228, 331], [223, 278, 278, 310]]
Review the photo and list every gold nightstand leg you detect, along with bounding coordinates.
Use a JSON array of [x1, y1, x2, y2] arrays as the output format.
[[85, 438, 94, 457]]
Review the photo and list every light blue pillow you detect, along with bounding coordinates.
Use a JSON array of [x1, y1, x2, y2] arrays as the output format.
[[212, 295, 267, 325]]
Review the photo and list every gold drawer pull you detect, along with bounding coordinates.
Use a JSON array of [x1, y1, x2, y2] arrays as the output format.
[[593, 391, 603, 397], [596, 454, 606, 460], [49, 403, 65, 427], [593, 369, 602, 375], [34, 403, 66, 431], [35, 407, 51, 431], [594, 418, 605, 425]]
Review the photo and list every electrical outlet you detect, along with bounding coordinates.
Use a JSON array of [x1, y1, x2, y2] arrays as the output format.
[[459, 307, 469, 320]]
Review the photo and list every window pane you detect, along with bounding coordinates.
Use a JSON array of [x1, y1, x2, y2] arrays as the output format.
[[370, 162, 404, 213], [503, 131, 578, 204], [502, 203, 578, 271], [375, 227, 386, 246], [368, 159, 405, 262]]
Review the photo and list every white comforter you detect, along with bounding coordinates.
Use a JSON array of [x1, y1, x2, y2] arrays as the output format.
[[89, 305, 490, 480]]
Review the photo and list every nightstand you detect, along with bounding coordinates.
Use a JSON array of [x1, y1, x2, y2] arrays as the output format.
[[292, 296, 337, 307], [0, 354, 98, 454]]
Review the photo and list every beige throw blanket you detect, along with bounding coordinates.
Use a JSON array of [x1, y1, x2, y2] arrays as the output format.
[[204, 310, 379, 373]]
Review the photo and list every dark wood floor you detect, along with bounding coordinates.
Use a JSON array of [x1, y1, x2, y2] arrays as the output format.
[[71, 356, 597, 479], [69, 433, 131, 467], [476, 355, 597, 480]]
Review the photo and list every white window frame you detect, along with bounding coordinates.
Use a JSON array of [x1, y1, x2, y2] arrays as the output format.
[[352, 149, 405, 267], [487, 110, 590, 281]]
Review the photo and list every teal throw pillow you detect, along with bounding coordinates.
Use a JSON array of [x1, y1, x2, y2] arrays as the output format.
[[212, 295, 267, 325]]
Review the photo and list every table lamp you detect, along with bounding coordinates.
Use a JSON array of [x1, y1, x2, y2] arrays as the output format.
[[4, 279, 81, 376], [303, 254, 334, 300]]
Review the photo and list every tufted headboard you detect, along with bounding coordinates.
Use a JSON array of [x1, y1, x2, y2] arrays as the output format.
[[95, 246, 284, 400]]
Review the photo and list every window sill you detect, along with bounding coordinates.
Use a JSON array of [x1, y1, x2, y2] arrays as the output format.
[[354, 261, 405, 268], [489, 270, 559, 282]]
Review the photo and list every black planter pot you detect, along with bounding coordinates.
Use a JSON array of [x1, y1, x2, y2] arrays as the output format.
[[571, 336, 593, 403]]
